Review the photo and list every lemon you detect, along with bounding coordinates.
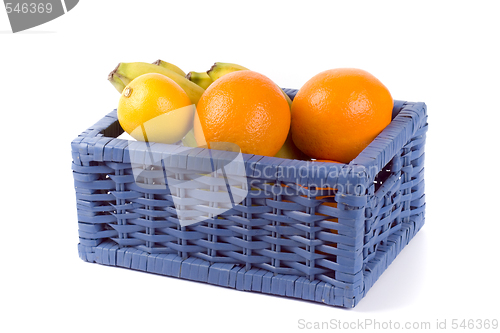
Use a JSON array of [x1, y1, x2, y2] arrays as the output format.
[[117, 73, 195, 144]]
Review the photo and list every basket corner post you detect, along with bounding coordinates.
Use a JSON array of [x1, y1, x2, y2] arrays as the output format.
[[333, 165, 370, 300]]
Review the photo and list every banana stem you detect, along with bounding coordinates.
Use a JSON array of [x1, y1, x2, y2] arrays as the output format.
[[108, 65, 126, 93]]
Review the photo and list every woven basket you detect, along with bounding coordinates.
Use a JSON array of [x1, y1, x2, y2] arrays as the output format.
[[71, 88, 427, 308]]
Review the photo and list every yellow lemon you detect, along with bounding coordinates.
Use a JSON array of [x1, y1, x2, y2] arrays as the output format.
[[117, 73, 195, 144]]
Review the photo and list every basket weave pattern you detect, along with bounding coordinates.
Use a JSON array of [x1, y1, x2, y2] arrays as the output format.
[[72, 89, 427, 308]]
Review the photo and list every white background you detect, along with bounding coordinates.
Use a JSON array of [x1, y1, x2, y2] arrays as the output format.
[[2, 1, 499, 332]]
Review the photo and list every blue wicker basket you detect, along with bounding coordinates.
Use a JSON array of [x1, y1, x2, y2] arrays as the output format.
[[71, 88, 427, 308]]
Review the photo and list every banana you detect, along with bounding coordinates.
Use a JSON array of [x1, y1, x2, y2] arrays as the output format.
[[186, 71, 213, 90], [274, 95, 308, 160], [108, 72, 127, 92], [207, 62, 293, 108], [152, 59, 187, 77], [281, 88, 293, 109], [108, 62, 205, 105], [274, 131, 309, 160], [206, 62, 249, 81]]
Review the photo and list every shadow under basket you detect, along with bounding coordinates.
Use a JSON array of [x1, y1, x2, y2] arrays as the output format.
[[71, 88, 428, 308]]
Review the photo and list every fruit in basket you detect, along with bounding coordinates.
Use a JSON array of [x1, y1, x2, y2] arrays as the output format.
[[194, 70, 290, 156], [291, 68, 393, 163], [205, 62, 301, 159], [117, 73, 195, 144], [152, 59, 187, 77], [108, 62, 205, 105], [186, 71, 213, 89]]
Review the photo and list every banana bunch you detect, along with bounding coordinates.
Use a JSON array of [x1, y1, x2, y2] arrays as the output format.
[[108, 61, 204, 105], [108, 60, 306, 159], [183, 62, 248, 91]]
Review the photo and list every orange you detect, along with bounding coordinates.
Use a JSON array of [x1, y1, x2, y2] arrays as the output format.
[[117, 73, 194, 144], [312, 159, 341, 164], [291, 68, 393, 163], [194, 70, 290, 156]]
